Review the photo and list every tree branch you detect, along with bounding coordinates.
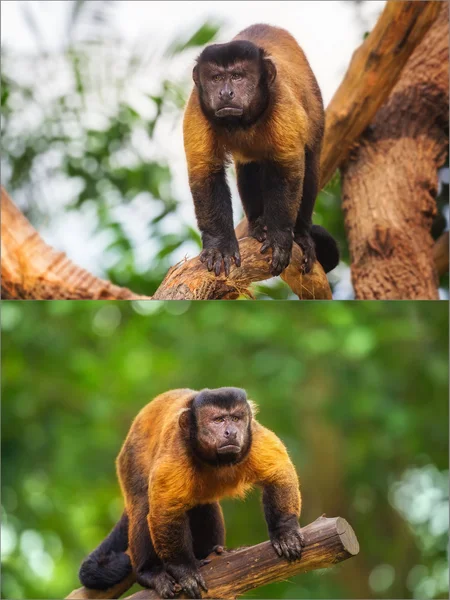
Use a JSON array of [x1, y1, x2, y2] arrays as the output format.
[[66, 515, 359, 600], [341, 2, 449, 299]]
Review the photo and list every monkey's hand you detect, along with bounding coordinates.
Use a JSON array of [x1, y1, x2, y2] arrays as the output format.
[[294, 231, 316, 274], [248, 216, 267, 243], [136, 567, 181, 599], [165, 562, 208, 599], [260, 229, 293, 276], [270, 522, 305, 562], [200, 234, 241, 277]]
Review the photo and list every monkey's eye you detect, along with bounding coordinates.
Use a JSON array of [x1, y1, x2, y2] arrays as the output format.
[[231, 73, 243, 81], [212, 74, 222, 83], [214, 416, 225, 423], [231, 416, 240, 422]]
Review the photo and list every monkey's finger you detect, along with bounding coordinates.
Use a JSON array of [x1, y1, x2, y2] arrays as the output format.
[[213, 545, 224, 554], [223, 255, 232, 277], [280, 540, 291, 559], [196, 573, 208, 592], [233, 252, 241, 268], [206, 254, 214, 271], [299, 532, 306, 547], [272, 541, 283, 557], [213, 256, 223, 276], [260, 240, 271, 254]]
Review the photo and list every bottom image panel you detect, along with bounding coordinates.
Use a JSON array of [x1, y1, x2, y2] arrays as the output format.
[[1, 301, 449, 600]]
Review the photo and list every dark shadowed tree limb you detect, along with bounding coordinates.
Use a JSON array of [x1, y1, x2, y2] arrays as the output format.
[[66, 516, 359, 600], [341, 3, 449, 299]]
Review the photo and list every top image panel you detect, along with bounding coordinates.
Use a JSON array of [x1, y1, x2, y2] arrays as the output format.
[[1, 0, 448, 301]]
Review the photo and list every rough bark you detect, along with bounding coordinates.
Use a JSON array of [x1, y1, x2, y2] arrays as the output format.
[[320, 0, 443, 188], [66, 515, 359, 600], [0, 188, 148, 300], [341, 3, 449, 299]]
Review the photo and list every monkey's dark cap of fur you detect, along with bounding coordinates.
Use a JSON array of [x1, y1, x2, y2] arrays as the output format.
[[194, 387, 248, 409], [197, 40, 264, 68]]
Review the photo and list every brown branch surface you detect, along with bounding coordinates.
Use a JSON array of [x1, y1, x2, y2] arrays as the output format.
[[153, 236, 331, 300], [0, 188, 331, 300], [67, 516, 359, 600], [0, 188, 149, 300], [341, 3, 449, 299], [320, 0, 442, 188]]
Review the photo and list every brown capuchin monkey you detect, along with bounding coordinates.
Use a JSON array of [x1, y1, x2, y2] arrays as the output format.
[[183, 24, 339, 277], [79, 387, 303, 599]]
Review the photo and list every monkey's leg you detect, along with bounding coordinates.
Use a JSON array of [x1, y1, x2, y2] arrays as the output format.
[[128, 502, 179, 599], [236, 162, 266, 242], [294, 146, 320, 274], [191, 167, 241, 277], [259, 161, 304, 276], [149, 508, 208, 598], [188, 503, 226, 560]]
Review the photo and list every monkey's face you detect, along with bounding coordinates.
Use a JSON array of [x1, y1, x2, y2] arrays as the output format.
[[181, 388, 253, 466], [193, 41, 277, 127], [195, 60, 261, 120]]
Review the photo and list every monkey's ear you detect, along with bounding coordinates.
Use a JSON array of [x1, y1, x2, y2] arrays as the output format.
[[263, 57, 277, 86], [193, 65, 200, 86], [179, 409, 191, 432], [248, 399, 259, 417]]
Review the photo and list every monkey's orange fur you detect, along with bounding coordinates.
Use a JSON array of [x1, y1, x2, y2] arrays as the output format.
[[116, 389, 301, 561], [183, 25, 322, 195]]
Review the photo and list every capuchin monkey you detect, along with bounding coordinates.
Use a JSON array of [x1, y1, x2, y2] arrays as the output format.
[[183, 24, 339, 277], [79, 387, 304, 599]]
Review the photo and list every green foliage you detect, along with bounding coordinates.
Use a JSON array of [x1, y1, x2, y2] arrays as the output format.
[[1, 302, 448, 599]]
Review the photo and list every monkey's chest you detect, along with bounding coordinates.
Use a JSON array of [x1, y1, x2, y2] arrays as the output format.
[[199, 473, 254, 503]]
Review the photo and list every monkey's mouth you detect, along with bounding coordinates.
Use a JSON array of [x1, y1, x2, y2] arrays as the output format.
[[215, 107, 244, 118], [217, 444, 241, 455]]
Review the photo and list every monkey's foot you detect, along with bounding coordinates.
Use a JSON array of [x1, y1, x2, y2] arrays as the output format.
[[136, 568, 181, 599], [270, 525, 305, 562], [248, 217, 267, 242], [260, 229, 293, 276], [294, 232, 316, 274], [166, 563, 208, 599], [200, 242, 241, 277]]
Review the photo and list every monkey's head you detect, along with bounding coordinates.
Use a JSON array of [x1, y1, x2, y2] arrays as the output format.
[[193, 40, 277, 127], [180, 387, 254, 466]]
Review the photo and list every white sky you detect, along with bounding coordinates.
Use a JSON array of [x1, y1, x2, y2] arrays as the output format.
[[1, 1, 386, 297]]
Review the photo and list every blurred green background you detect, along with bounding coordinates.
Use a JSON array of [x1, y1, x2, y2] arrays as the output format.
[[1, 1, 448, 299], [1, 301, 449, 599]]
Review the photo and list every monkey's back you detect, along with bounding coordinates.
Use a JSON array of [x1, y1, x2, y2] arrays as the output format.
[[116, 389, 197, 500], [234, 24, 324, 151]]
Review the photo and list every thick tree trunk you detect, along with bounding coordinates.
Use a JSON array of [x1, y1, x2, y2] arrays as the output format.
[[66, 516, 359, 600], [341, 3, 449, 299]]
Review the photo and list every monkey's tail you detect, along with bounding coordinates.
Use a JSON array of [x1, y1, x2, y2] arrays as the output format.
[[311, 225, 340, 273], [79, 511, 132, 590]]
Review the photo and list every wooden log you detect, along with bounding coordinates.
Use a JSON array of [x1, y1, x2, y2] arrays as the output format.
[[341, 2, 449, 299], [66, 515, 359, 600]]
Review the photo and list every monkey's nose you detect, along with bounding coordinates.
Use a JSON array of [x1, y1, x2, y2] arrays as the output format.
[[220, 89, 234, 100]]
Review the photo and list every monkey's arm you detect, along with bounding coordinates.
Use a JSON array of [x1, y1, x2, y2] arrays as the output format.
[[249, 425, 304, 561], [148, 460, 208, 599], [260, 159, 305, 276], [183, 97, 240, 277]]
